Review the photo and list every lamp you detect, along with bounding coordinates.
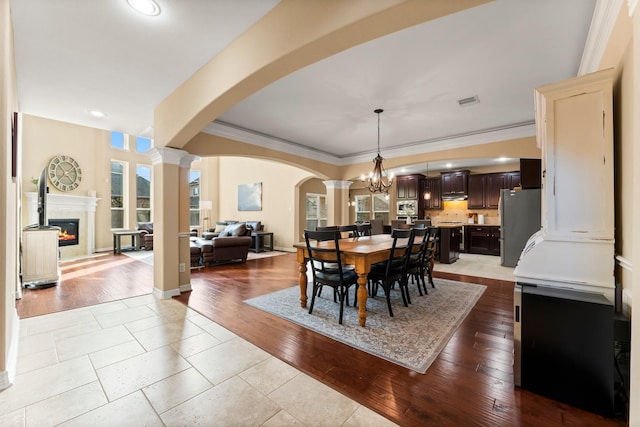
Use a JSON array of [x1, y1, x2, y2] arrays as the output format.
[[361, 108, 394, 194], [424, 162, 431, 200], [199, 200, 212, 232]]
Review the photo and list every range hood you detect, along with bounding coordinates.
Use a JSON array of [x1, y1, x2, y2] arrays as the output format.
[[441, 194, 467, 201]]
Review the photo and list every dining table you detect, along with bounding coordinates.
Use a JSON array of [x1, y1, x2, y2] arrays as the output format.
[[294, 234, 412, 327]]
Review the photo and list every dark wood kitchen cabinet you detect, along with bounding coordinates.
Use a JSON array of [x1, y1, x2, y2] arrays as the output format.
[[466, 225, 500, 255], [467, 175, 486, 209], [441, 170, 469, 198], [437, 226, 461, 264], [468, 172, 521, 209], [396, 174, 423, 200], [422, 177, 442, 210]]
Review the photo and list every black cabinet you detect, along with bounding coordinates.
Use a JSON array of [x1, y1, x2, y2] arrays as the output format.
[[466, 225, 500, 255], [441, 170, 469, 198], [520, 158, 541, 189], [467, 175, 486, 209], [517, 285, 615, 417], [422, 177, 442, 210]]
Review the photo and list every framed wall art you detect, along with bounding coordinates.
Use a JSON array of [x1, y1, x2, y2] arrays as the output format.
[[238, 182, 262, 211]]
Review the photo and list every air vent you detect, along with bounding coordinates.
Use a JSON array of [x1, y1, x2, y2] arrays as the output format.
[[457, 95, 480, 107]]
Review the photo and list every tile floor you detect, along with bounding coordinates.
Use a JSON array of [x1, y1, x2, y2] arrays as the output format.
[[0, 294, 398, 426]]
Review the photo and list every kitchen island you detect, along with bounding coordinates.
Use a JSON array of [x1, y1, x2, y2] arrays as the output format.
[[435, 222, 463, 264]]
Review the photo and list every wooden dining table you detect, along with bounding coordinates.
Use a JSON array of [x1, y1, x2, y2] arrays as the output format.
[[294, 234, 408, 327]]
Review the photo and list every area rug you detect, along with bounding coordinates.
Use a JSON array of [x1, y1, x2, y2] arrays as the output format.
[[244, 278, 486, 373]]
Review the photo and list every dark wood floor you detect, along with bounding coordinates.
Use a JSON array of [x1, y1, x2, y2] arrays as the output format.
[[16, 252, 627, 426]]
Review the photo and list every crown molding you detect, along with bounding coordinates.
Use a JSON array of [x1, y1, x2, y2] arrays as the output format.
[[204, 121, 535, 167], [578, 0, 625, 75], [323, 180, 353, 190]]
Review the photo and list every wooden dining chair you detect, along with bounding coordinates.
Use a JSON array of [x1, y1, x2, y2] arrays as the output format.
[[356, 223, 372, 237], [367, 228, 415, 317], [422, 226, 439, 288], [338, 224, 358, 238], [406, 226, 430, 298], [304, 229, 358, 324]]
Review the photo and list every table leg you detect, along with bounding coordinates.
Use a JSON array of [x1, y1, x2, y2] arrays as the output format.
[[298, 260, 308, 308], [113, 234, 116, 254], [357, 273, 368, 327]]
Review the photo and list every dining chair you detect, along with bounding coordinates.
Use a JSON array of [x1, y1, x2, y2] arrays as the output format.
[[369, 219, 384, 235], [367, 228, 415, 317], [422, 226, 439, 288], [316, 226, 339, 231], [356, 223, 372, 237], [304, 229, 358, 324], [406, 226, 430, 298], [338, 224, 358, 238]]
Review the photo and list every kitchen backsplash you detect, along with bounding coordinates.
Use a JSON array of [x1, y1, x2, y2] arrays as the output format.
[[427, 200, 500, 225]]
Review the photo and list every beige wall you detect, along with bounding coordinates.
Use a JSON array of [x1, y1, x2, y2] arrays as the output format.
[[217, 157, 313, 251], [1, 0, 20, 389], [20, 115, 155, 255]]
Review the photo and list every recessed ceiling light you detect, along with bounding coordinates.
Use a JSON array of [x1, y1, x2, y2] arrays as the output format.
[[445, 163, 453, 168], [497, 156, 508, 162], [89, 110, 107, 118], [127, 0, 161, 16], [457, 95, 480, 107]]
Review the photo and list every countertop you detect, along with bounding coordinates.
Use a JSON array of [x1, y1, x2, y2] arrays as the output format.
[[432, 223, 500, 228]]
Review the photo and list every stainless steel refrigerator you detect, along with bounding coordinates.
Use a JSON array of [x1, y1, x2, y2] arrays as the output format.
[[499, 189, 541, 267]]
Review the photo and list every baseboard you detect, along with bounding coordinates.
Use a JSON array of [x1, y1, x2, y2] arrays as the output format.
[[179, 283, 192, 293], [0, 310, 20, 391], [152, 287, 181, 300]]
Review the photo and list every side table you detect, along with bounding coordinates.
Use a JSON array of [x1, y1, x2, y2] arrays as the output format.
[[250, 231, 274, 253], [113, 230, 142, 254]]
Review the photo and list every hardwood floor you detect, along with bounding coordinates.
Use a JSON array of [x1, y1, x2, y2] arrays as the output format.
[[16, 252, 627, 426]]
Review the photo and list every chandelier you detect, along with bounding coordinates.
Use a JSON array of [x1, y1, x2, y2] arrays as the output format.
[[361, 108, 394, 193]]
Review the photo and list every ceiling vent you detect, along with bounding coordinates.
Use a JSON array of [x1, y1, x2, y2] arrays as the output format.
[[457, 95, 480, 107]]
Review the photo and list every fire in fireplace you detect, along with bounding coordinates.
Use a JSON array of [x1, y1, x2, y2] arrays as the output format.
[[48, 218, 80, 247]]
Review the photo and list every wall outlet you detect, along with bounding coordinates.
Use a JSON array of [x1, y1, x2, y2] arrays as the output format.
[[179, 263, 186, 273]]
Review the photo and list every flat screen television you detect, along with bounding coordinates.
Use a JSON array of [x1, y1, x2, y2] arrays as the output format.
[[37, 166, 48, 227]]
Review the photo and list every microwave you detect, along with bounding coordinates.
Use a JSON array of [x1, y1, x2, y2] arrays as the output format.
[[397, 200, 417, 216]]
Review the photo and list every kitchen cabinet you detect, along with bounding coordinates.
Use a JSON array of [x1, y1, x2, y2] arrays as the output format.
[[396, 174, 422, 200], [466, 225, 500, 255], [437, 226, 461, 264], [441, 170, 469, 198], [520, 158, 541, 189], [422, 177, 442, 210], [468, 172, 521, 209]]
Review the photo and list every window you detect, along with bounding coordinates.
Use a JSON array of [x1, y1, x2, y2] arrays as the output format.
[[355, 194, 390, 223], [111, 131, 128, 150], [372, 194, 390, 224], [136, 165, 151, 222], [355, 195, 371, 222], [305, 193, 327, 230], [111, 161, 126, 229], [135, 136, 152, 153], [189, 170, 200, 228]]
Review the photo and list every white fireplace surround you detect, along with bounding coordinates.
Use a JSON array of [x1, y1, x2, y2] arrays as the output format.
[[25, 192, 100, 257]]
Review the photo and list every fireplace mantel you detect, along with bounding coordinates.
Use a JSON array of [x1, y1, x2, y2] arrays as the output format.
[[25, 192, 100, 257]]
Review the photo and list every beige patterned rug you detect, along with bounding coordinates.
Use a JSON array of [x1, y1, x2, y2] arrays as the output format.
[[244, 278, 486, 373]]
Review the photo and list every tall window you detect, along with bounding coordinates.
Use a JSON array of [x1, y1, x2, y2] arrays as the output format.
[[372, 194, 390, 223], [111, 131, 127, 150], [189, 170, 200, 228], [354, 194, 390, 223], [111, 161, 126, 229], [355, 195, 371, 222], [305, 194, 327, 230], [135, 136, 152, 153], [136, 165, 151, 222]]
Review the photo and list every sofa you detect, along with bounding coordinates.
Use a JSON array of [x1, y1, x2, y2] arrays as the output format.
[[137, 222, 154, 250], [193, 221, 253, 266]]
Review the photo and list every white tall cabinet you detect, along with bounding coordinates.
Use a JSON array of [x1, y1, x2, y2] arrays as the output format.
[[21, 227, 60, 287]]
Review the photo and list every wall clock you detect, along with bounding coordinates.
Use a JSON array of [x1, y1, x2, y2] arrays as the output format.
[[48, 154, 82, 192]]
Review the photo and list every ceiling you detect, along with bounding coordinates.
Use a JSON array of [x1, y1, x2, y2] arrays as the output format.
[[11, 0, 600, 174]]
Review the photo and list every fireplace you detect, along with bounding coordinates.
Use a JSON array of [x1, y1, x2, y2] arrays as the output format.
[[48, 218, 80, 247]]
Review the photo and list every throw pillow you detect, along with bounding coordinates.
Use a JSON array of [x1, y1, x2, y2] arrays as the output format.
[[226, 222, 247, 236], [214, 223, 227, 233]]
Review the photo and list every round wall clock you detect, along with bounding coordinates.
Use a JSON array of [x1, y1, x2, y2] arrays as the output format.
[[48, 154, 82, 192]]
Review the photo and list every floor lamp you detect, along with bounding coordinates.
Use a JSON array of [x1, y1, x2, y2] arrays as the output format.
[[199, 200, 212, 233]]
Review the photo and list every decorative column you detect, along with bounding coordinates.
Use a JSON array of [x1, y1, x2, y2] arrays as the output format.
[[323, 180, 352, 226], [147, 147, 196, 298]]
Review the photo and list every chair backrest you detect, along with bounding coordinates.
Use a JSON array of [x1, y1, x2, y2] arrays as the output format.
[[316, 226, 339, 232], [369, 219, 384, 235], [414, 219, 432, 228], [304, 229, 347, 281], [410, 227, 429, 264], [391, 219, 406, 230], [424, 226, 439, 261], [356, 223, 372, 237], [381, 228, 416, 278]]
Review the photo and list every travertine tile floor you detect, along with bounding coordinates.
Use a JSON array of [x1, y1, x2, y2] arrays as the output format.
[[0, 295, 398, 426], [435, 253, 515, 282]]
